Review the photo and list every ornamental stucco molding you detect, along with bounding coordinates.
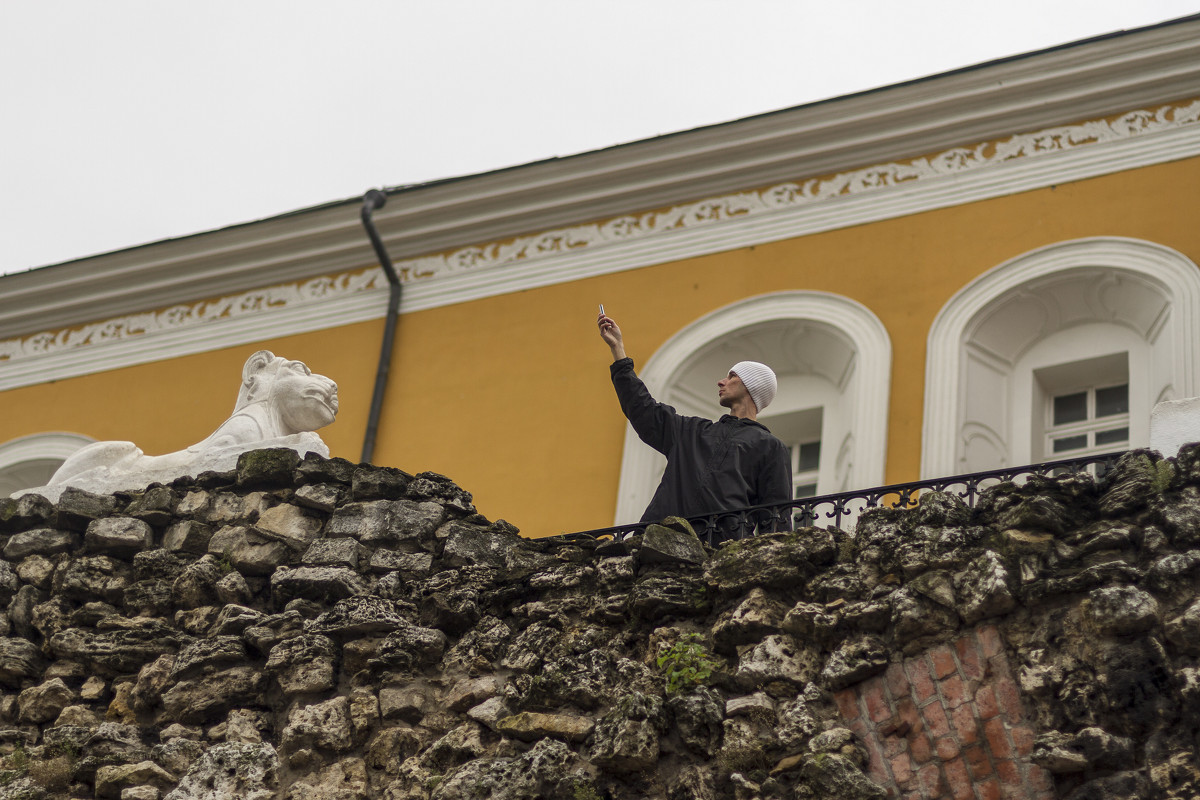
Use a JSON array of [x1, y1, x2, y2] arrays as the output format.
[[0, 270, 383, 364], [2, 99, 1199, 384], [391, 99, 1200, 280], [394, 99, 1200, 279]]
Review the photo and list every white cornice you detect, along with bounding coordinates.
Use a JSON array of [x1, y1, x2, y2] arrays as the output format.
[[2, 18, 1200, 391], [3, 15, 1200, 343], [2, 96, 1200, 392]]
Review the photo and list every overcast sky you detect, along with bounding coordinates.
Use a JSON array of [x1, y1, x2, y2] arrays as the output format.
[[2, 1, 1198, 277]]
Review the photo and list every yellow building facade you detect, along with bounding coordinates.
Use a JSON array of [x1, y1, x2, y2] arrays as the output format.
[[4, 18, 1200, 536]]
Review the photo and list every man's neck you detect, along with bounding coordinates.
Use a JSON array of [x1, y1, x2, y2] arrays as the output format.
[[726, 398, 757, 421]]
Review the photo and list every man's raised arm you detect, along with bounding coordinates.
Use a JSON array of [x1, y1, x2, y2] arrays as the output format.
[[598, 310, 626, 361], [599, 311, 679, 456]]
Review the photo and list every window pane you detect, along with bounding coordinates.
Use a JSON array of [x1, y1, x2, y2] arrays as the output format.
[[1095, 384, 1129, 417], [794, 483, 818, 499], [1095, 427, 1129, 446], [798, 442, 821, 472], [1053, 392, 1088, 425], [1052, 434, 1088, 453]]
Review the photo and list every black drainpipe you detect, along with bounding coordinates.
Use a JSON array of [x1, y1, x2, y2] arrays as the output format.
[[359, 189, 401, 464]]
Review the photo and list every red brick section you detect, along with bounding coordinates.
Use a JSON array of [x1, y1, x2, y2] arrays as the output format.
[[833, 626, 1055, 799]]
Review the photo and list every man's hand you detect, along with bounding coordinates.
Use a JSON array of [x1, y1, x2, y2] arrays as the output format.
[[598, 311, 626, 361]]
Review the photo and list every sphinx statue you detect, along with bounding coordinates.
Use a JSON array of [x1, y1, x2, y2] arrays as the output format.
[[22, 350, 338, 502]]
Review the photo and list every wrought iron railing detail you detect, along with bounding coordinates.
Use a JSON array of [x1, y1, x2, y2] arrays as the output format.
[[561, 451, 1126, 547]]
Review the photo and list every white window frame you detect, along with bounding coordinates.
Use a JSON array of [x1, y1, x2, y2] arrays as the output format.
[[1034, 351, 1130, 460], [0, 432, 95, 498], [1044, 384, 1130, 457], [791, 439, 822, 498], [922, 237, 1200, 478]]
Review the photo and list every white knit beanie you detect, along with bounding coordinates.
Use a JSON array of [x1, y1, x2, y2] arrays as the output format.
[[730, 361, 777, 413]]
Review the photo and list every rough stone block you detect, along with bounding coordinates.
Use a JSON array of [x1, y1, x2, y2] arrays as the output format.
[[254, 503, 324, 551], [169, 636, 249, 682], [822, 635, 889, 691], [369, 550, 432, 578], [407, 471, 474, 514], [294, 482, 342, 512], [16, 677, 74, 723], [171, 556, 224, 610], [270, 566, 367, 605], [440, 521, 521, 569], [308, 596, 409, 639], [215, 570, 253, 606], [3, 527, 75, 560], [206, 492, 271, 526], [704, 530, 834, 596], [165, 742, 279, 799], [208, 526, 291, 576], [236, 447, 302, 489], [281, 696, 354, 753], [55, 487, 118, 531], [210, 603, 265, 637], [382, 500, 446, 550], [497, 711, 594, 743], [325, 500, 391, 541], [351, 465, 411, 500], [124, 485, 177, 526], [466, 696, 510, 731], [0, 562, 20, 607], [445, 676, 502, 713], [1083, 585, 1159, 636], [380, 685, 430, 724], [85, 517, 154, 557], [712, 587, 787, 652], [589, 694, 662, 772], [725, 692, 776, 720], [639, 521, 708, 566], [175, 491, 212, 519], [629, 574, 711, 620], [161, 665, 265, 724], [735, 635, 819, 690], [265, 634, 337, 695], [301, 538, 360, 568], [95, 760, 175, 799], [0, 493, 55, 533], [296, 454, 356, 485], [375, 623, 447, 671], [51, 554, 131, 604]]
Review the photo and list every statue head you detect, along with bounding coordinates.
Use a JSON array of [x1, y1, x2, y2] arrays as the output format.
[[234, 350, 339, 434]]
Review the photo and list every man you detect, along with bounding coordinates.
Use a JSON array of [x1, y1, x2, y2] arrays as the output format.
[[598, 310, 792, 540]]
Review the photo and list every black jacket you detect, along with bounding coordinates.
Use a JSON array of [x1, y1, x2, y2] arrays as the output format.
[[610, 357, 792, 532]]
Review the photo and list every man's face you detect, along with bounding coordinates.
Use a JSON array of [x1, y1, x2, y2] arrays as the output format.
[[717, 371, 751, 409]]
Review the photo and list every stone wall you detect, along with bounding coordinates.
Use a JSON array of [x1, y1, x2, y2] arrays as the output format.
[[0, 447, 1198, 799]]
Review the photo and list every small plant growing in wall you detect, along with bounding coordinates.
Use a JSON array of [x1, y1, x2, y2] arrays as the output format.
[[0, 745, 29, 787], [656, 633, 716, 695]]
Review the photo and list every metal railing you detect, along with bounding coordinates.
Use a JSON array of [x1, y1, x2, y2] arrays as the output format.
[[561, 451, 1126, 547]]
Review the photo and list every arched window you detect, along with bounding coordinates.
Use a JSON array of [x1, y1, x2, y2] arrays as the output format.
[[922, 238, 1200, 478], [0, 433, 94, 498], [614, 292, 892, 524]]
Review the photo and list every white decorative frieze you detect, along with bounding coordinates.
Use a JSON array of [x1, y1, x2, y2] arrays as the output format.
[[1, 99, 1198, 371]]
